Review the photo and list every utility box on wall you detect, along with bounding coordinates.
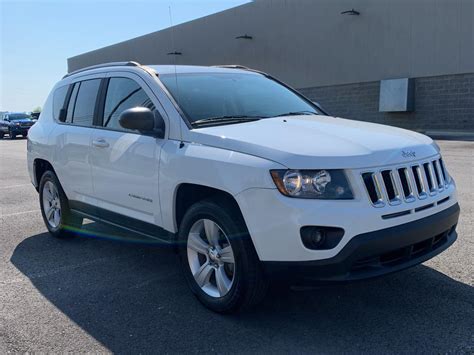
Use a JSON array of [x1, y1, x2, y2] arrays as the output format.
[[379, 78, 415, 112]]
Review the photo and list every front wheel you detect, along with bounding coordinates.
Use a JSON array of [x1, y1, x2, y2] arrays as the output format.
[[178, 198, 268, 313], [39, 170, 83, 238]]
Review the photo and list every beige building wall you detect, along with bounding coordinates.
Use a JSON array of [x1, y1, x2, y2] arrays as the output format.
[[68, 0, 474, 90]]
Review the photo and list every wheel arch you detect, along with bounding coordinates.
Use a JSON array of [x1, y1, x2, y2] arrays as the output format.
[[33, 158, 56, 191], [174, 183, 246, 234]]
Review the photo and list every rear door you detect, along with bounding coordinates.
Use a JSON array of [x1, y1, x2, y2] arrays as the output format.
[[51, 74, 104, 206], [89, 72, 166, 227]]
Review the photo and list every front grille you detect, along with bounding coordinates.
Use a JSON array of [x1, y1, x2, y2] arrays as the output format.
[[362, 157, 450, 208]]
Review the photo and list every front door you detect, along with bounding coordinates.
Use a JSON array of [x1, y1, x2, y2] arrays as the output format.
[[89, 73, 165, 226]]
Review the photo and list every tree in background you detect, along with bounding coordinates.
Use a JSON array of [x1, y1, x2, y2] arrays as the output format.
[[31, 106, 42, 120]]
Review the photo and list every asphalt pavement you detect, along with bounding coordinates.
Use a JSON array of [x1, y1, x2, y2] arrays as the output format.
[[0, 138, 472, 353]]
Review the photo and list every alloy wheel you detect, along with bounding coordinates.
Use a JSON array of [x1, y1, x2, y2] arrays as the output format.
[[187, 219, 236, 298], [42, 181, 61, 228]]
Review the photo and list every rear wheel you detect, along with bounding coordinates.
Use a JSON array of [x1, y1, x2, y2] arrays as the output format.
[[0, 131, 4, 139], [178, 198, 268, 313], [39, 170, 83, 238]]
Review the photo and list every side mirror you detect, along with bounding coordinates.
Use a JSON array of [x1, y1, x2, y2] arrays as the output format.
[[118, 107, 165, 138]]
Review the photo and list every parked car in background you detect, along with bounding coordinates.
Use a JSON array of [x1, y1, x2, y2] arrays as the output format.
[[0, 112, 36, 139]]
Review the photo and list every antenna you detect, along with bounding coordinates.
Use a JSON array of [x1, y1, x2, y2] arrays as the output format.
[[168, 5, 184, 147]]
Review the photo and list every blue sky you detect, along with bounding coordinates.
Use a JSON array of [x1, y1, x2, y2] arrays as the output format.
[[0, 0, 250, 112]]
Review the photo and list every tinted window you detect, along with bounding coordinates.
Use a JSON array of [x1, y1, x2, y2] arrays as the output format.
[[103, 77, 155, 131], [66, 83, 79, 123], [53, 85, 69, 120], [6, 113, 32, 121], [72, 79, 101, 126], [160, 73, 320, 123]]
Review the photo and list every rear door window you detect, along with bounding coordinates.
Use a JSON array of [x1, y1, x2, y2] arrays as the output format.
[[71, 79, 101, 127]]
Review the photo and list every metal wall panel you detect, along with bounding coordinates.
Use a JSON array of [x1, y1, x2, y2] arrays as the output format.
[[68, 0, 474, 90]]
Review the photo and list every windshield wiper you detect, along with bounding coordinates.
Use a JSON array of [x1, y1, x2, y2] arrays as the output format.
[[191, 115, 264, 127], [272, 111, 318, 118]]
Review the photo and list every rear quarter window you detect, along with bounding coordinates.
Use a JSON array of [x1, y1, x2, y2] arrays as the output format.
[[53, 85, 69, 120], [66, 83, 79, 123]]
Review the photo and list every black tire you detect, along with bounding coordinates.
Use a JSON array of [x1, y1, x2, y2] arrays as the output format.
[[178, 198, 268, 313], [0, 132, 4, 139], [9, 129, 16, 139], [39, 170, 83, 238]]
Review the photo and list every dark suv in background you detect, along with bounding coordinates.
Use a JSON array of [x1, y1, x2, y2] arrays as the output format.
[[0, 112, 36, 139]]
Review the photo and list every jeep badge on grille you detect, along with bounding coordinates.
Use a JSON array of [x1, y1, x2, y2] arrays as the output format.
[[402, 150, 416, 158]]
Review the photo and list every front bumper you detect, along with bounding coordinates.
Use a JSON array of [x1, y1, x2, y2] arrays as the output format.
[[263, 203, 459, 282]]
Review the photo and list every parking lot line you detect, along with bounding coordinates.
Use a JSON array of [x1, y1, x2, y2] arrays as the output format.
[[0, 184, 32, 189], [1, 209, 39, 217]]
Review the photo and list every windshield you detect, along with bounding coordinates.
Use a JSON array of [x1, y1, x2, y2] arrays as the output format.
[[8, 113, 32, 121], [159, 73, 321, 124]]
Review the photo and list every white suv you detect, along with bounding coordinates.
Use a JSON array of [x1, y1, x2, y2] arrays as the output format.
[[27, 62, 460, 313]]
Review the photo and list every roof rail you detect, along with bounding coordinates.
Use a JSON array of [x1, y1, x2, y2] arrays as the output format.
[[212, 64, 251, 70], [211, 64, 266, 75], [63, 61, 141, 79]]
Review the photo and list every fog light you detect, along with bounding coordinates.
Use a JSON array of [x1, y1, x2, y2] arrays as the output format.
[[310, 229, 326, 247], [300, 226, 344, 250]]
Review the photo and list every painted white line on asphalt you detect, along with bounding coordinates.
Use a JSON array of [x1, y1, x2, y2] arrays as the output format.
[[0, 184, 32, 189], [1, 209, 40, 217]]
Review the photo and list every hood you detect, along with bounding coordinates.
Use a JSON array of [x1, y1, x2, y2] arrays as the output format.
[[186, 116, 438, 169]]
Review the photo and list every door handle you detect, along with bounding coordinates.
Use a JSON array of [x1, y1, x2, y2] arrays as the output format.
[[92, 138, 109, 148]]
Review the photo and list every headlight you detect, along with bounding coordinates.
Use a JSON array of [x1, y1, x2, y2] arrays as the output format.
[[270, 169, 353, 199]]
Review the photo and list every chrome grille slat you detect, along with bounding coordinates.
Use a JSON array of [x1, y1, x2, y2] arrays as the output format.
[[362, 157, 449, 208], [381, 170, 402, 206], [414, 165, 428, 199], [402, 168, 417, 202], [434, 160, 445, 190], [390, 170, 404, 205], [372, 172, 386, 207], [376, 171, 392, 205], [439, 159, 450, 187], [420, 164, 431, 194], [424, 162, 437, 195]]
